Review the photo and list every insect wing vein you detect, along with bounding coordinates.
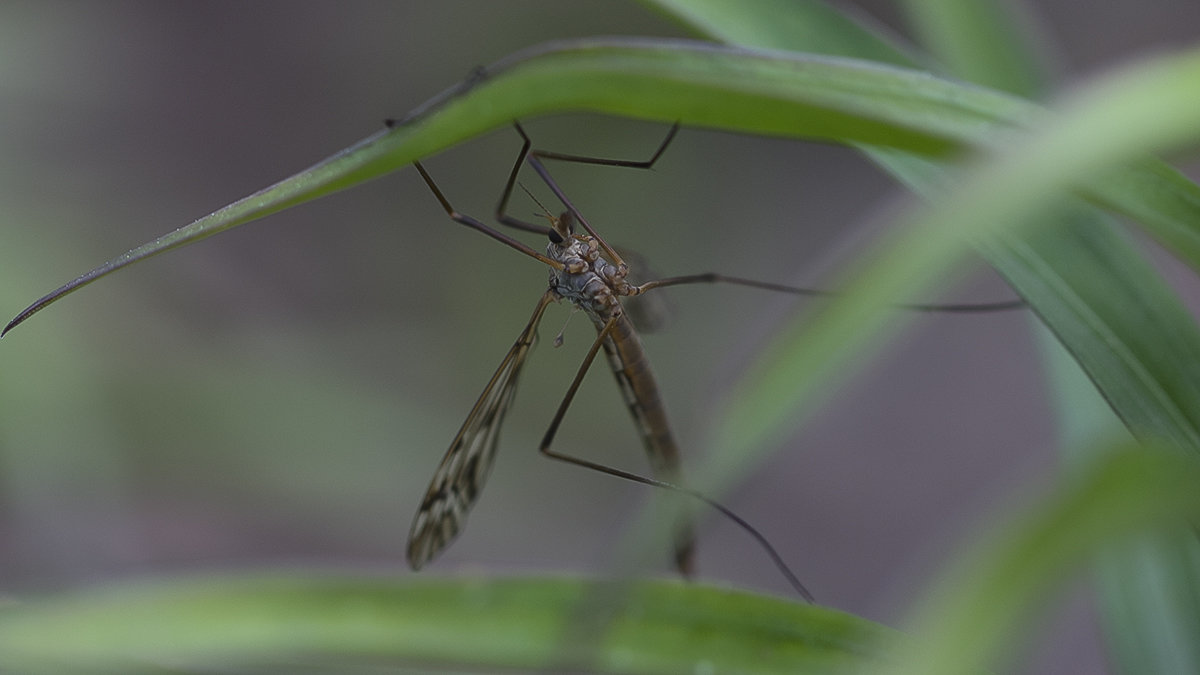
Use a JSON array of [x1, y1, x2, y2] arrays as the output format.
[[406, 292, 554, 569]]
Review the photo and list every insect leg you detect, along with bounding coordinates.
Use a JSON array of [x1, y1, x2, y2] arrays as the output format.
[[493, 126, 556, 237], [493, 123, 677, 239], [529, 122, 679, 169], [498, 123, 680, 268], [413, 161, 564, 270], [633, 273, 1026, 313], [493, 124, 1024, 315], [539, 315, 816, 602]]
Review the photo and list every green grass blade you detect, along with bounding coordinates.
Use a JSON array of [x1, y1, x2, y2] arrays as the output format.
[[0, 575, 895, 674], [629, 1, 1200, 485], [871, 149, 1200, 451], [1088, 161, 1200, 271], [875, 445, 1200, 675], [711, 44, 1200, 505], [636, 0, 919, 66], [5, 37, 1043, 336], [8, 35, 1200, 341], [1096, 530, 1200, 675], [636, 3, 1200, 276], [787, 11, 1200, 673], [899, 0, 1047, 95], [647, 4, 1200, 674]]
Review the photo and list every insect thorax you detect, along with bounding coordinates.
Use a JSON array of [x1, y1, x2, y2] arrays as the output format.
[[547, 234, 632, 317]]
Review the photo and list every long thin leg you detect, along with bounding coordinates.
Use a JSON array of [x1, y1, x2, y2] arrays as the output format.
[[413, 161, 564, 270], [635, 274, 1027, 313], [503, 125, 1025, 314], [494, 126, 555, 237], [530, 123, 680, 169], [539, 315, 817, 603], [523, 154, 625, 267], [497, 123, 681, 267], [474, 121, 676, 238]]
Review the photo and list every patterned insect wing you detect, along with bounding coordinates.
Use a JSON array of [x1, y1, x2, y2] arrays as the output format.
[[406, 292, 554, 569]]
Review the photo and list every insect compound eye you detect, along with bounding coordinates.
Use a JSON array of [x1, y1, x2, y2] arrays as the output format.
[[548, 229, 564, 244]]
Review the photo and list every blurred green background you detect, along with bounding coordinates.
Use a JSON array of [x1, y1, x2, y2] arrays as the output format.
[[1, 2, 1197, 673]]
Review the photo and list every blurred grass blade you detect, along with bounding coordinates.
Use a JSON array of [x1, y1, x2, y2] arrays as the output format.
[[1088, 162, 1200, 270], [687, 52, 1200, 648], [871, 150, 1200, 451], [632, 5, 1200, 493], [873, 444, 1200, 675], [1096, 529, 1200, 675], [647, 4, 1200, 674], [0, 575, 896, 674], [940, 195, 1200, 675], [638, 0, 919, 66], [900, 4, 1200, 667], [637, 3, 1200, 274], [900, 0, 1048, 95]]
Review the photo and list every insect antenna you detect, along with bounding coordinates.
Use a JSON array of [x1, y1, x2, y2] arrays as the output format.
[[518, 181, 574, 242], [517, 182, 555, 221]]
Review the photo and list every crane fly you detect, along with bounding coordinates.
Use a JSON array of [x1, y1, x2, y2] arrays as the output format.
[[403, 122, 813, 594], [404, 123, 703, 575], [399, 123, 1022, 601], [1, 118, 1023, 604]]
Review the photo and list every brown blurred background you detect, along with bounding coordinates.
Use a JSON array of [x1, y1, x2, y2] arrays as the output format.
[[1, 2, 1198, 672]]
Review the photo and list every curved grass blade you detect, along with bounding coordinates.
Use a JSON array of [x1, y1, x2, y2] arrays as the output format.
[[8, 36, 1200, 339], [643, 0, 1200, 507], [636, 4, 1200, 275], [0, 574, 895, 674], [649, 5, 1200, 674], [639, 0, 919, 67], [0, 37, 1044, 336], [907, 1, 1200, 671], [899, 0, 1048, 96], [873, 151, 1200, 451], [875, 444, 1200, 675], [710, 44, 1200, 506]]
